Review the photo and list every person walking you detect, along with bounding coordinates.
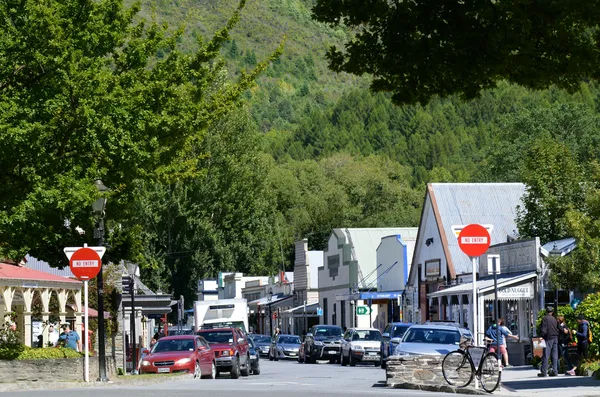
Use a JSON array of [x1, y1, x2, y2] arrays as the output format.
[[485, 318, 519, 368], [538, 306, 559, 377], [557, 315, 575, 375], [58, 323, 82, 352], [48, 324, 59, 347], [572, 314, 590, 373]]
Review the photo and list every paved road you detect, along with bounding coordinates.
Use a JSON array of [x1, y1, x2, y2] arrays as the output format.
[[2, 359, 449, 397]]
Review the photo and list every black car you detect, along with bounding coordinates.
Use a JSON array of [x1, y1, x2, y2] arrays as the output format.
[[303, 325, 344, 364], [250, 334, 272, 358], [247, 336, 261, 375]]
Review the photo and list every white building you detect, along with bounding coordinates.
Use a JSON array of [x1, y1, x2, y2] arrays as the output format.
[[196, 279, 218, 301], [319, 228, 418, 331], [406, 183, 526, 326], [373, 231, 418, 329]]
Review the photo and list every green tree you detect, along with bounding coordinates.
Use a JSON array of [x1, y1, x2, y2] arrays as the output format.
[[312, 0, 600, 104], [0, 0, 280, 266], [516, 137, 584, 243]]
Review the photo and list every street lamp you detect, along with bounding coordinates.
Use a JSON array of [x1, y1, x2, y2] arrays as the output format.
[[92, 179, 109, 382], [267, 288, 273, 336], [549, 243, 563, 315], [126, 262, 139, 374]]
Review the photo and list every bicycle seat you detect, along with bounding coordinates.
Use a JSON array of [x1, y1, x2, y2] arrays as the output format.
[[483, 337, 494, 344]]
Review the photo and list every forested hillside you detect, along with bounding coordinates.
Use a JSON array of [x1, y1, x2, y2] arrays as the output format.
[[122, 0, 600, 300]]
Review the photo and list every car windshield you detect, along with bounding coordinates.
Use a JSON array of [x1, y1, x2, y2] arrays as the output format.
[[403, 328, 461, 345], [248, 338, 255, 348], [392, 325, 410, 338], [151, 339, 195, 353], [168, 329, 193, 336], [252, 336, 272, 344], [278, 335, 301, 344], [314, 327, 343, 337], [351, 330, 382, 341], [198, 331, 234, 344]]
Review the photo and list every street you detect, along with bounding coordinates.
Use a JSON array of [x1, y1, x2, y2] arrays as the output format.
[[1, 359, 449, 397]]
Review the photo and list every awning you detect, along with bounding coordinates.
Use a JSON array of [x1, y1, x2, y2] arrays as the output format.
[[248, 294, 293, 308], [428, 272, 537, 301], [282, 302, 319, 314], [360, 291, 403, 300]]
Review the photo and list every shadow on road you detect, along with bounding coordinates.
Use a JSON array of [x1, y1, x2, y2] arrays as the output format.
[[502, 376, 600, 392]]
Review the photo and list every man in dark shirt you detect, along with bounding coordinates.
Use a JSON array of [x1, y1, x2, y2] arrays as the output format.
[[538, 306, 559, 377]]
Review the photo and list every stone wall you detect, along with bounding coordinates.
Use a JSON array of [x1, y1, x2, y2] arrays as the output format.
[[386, 355, 445, 388], [0, 356, 117, 383]]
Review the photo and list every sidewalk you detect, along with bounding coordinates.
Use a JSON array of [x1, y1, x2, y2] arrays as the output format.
[[496, 366, 600, 396]]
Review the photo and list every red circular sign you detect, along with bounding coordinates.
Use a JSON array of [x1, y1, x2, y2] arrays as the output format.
[[458, 224, 491, 257], [69, 248, 102, 280]]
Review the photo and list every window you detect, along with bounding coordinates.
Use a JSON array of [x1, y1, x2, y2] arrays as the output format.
[[341, 301, 346, 329], [323, 298, 328, 325], [332, 302, 337, 325]]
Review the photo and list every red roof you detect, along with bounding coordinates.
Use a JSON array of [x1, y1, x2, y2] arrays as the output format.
[[0, 262, 81, 284]]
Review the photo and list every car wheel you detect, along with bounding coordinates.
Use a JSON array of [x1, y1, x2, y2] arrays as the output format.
[[374, 361, 381, 367], [208, 361, 216, 379], [349, 350, 356, 367], [252, 361, 261, 375], [241, 355, 250, 376], [194, 361, 201, 379], [230, 357, 240, 379]]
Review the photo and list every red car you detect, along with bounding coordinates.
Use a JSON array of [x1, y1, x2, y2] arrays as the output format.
[[139, 335, 216, 379], [196, 327, 250, 379]]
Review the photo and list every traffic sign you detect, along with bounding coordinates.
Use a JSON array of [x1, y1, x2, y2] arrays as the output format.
[[457, 224, 491, 257], [317, 307, 323, 316], [356, 306, 372, 315], [68, 247, 102, 280]]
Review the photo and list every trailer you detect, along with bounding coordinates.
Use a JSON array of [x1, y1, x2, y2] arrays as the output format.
[[193, 299, 249, 333]]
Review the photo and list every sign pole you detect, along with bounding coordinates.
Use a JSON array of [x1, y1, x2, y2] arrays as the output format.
[[471, 256, 479, 390], [84, 280, 89, 382], [492, 256, 501, 372]]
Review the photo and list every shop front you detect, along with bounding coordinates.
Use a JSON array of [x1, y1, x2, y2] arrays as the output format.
[[428, 271, 537, 366]]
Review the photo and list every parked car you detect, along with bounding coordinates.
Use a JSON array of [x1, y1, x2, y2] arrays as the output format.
[[392, 323, 472, 357], [139, 335, 216, 379], [340, 328, 382, 367], [269, 334, 302, 360], [380, 322, 412, 368], [196, 327, 251, 378], [249, 334, 272, 358], [304, 325, 344, 364], [247, 335, 261, 375]]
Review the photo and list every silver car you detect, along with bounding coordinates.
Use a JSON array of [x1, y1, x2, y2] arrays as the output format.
[[393, 323, 473, 357], [270, 334, 302, 360]]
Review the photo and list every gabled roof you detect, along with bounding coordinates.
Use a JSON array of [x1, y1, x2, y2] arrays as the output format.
[[0, 262, 81, 284], [428, 183, 525, 276], [332, 228, 419, 288]]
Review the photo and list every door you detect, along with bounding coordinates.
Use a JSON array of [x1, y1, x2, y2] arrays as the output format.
[[382, 324, 391, 357], [196, 337, 212, 373], [236, 329, 249, 366], [342, 329, 352, 356]]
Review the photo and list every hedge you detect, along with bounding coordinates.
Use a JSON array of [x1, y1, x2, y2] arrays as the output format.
[[0, 344, 83, 360]]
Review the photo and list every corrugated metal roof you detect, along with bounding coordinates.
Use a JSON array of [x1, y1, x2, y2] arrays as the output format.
[[340, 228, 419, 288], [430, 183, 525, 275], [24, 255, 74, 278], [0, 262, 81, 284], [428, 271, 536, 298]]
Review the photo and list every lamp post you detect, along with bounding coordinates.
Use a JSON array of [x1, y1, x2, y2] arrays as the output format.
[[126, 262, 138, 374], [549, 243, 562, 314], [92, 179, 109, 382], [267, 288, 273, 336]]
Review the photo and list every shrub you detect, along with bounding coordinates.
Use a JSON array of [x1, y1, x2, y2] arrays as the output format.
[[573, 292, 600, 357], [576, 359, 600, 376], [0, 345, 83, 360]]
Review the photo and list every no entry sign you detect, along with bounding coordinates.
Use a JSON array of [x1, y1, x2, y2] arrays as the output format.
[[69, 247, 102, 280], [458, 224, 491, 257]]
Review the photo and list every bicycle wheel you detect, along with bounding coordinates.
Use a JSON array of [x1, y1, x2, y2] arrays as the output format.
[[478, 352, 501, 393], [442, 350, 474, 387]]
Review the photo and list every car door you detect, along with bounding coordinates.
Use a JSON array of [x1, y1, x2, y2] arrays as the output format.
[[382, 324, 391, 357], [342, 329, 351, 356], [236, 329, 249, 366], [197, 337, 212, 373]]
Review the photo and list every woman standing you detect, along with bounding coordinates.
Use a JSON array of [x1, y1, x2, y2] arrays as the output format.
[[557, 315, 575, 375]]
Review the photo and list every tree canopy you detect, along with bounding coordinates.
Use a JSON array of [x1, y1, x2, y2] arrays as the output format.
[[312, 0, 600, 104], [0, 0, 279, 266]]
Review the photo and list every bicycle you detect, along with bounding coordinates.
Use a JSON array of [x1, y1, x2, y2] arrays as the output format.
[[442, 336, 501, 393]]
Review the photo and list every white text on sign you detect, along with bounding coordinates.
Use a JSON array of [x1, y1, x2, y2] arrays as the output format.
[[72, 260, 98, 268], [460, 237, 488, 244]]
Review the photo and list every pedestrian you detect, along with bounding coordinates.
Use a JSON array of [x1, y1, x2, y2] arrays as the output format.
[[557, 315, 575, 376], [58, 323, 82, 352], [48, 324, 59, 347], [572, 314, 591, 370], [538, 306, 559, 377], [485, 318, 519, 368]]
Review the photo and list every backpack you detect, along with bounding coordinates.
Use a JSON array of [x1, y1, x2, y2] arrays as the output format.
[[587, 324, 593, 344]]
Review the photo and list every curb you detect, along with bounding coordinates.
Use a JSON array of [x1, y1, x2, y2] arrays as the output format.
[[0, 373, 191, 393], [387, 382, 488, 395]]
